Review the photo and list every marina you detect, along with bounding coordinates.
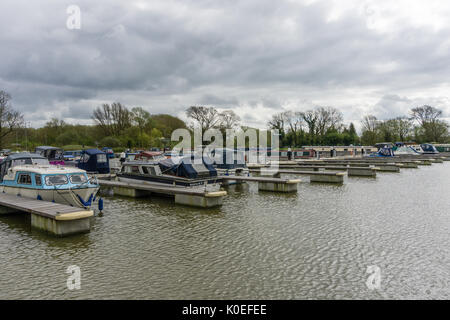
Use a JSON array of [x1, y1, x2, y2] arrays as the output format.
[[1, 159, 448, 299], [2, 0, 450, 307]]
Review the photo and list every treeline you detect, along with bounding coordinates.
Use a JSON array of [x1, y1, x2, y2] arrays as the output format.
[[267, 107, 359, 147], [1, 89, 449, 151], [361, 106, 449, 145], [268, 105, 449, 147], [0, 90, 187, 151]]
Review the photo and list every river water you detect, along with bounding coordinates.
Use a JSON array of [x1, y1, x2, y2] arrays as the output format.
[[1, 162, 449, 300]]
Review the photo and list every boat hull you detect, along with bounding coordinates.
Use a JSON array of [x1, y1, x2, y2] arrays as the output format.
[[0, 185, 100, 209]]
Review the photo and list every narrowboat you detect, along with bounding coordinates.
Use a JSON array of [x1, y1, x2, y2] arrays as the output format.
[[35, 146, 65, 165]]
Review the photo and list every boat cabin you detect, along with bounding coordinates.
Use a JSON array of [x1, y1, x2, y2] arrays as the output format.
[[77, 149, 110, 174], [1, 165, 91, 190], [159, 155, 217, 179], [35, 146, 65, 165], [0, 153, 49, 182]]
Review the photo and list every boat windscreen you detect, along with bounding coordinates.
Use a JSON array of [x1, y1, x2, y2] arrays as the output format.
[[45, 175, 69, 186]]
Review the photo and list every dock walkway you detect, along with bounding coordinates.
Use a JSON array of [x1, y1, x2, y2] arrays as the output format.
[[98, 179, 227, 208], [0, 193, 93, 236]]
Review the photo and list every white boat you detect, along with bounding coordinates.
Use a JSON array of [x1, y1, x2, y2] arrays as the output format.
[[0, 158, 100, 209]]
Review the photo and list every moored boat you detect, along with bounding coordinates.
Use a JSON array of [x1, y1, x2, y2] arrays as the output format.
[[117, 155, 222, 192], [35, 146, 65, 165], [0, 162, 100, 209]]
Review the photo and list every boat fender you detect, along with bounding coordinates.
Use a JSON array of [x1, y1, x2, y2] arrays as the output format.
[[98, 198, 104, 212], [37, 195, 43, 201]]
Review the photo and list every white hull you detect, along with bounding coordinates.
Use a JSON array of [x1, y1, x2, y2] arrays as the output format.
[[0, 186, 100, 209]]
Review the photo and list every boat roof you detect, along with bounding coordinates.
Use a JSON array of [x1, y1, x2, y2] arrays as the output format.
[[35, 146, 62, 151], [123, 161, 159, 166], [10, 165, 87, 175], [83, 149, 105, 155], [3, 152, 47, 161]]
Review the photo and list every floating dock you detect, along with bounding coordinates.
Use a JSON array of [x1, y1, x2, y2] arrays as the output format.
[[0, 193, 93, 236], [250, 169, 347, 183], [222, 175, 301, 192], [98, 179, 227, 208]]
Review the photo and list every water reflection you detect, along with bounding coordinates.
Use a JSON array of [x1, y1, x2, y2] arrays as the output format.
[[0, 163, 449, 299]]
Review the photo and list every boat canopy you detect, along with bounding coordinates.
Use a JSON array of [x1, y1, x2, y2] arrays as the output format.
[[368, 147, 395, 157], [77, 149, 110, 174], [159, 154, 217, 179], [209, 148, 246, 169], [0, 152, 49, 182], [35, 146, 64, 161], [394, 146, 421, 155], [135, 151, 165, 162], [420, 144, 439, 154]]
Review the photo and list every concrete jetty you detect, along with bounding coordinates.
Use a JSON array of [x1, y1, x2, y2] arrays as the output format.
[[0, 193, 93, 236], [98, 179, 227, 208], [222, 175, 301, 192], [249, 169, 346, 183]]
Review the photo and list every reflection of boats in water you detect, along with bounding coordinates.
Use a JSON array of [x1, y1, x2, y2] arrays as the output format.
[[0, 153, 99, 209], [117, 154, 221, 192]]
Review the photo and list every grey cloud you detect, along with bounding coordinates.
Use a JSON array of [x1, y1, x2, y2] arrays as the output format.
[[0, 0, 449, 127]]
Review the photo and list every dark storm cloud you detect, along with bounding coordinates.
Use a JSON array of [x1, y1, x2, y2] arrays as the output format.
[[0, 0, 449, 127]]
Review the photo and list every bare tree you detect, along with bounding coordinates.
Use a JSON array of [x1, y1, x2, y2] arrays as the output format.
[[393, 117, 412, 141], [410, 105, 442, 127], [0, 91, 24, 149], [219, 110, 241, 129], [410, 105, 448, 142], [267, 112, 285, 133], [300, 109, 318, 135], [361, 115, 379, 133], [316, 106, 344, 136], [186, 106, 222, 132], [92, 102, 132, 136]]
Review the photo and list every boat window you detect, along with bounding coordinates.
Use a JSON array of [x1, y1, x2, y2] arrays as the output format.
[[131, 166, 140, 173], [45, 175, 68, 186], [70, 174, 88, 184], [142, 166, 149, 174], [35, 174, 42, 186], [80, 154, 90, 163], [18, 174, 32, 185], [97, 154, 107, 163]]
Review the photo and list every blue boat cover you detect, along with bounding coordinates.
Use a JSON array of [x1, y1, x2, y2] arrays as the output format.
[[77, 149, 110, 174], [159, 154, 217, 179]]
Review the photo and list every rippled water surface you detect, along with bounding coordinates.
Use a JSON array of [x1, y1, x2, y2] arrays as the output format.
[[1, 163, 449, 299]]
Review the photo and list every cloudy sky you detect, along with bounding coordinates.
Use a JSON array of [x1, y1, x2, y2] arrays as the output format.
[[1, 0, 449, 130]]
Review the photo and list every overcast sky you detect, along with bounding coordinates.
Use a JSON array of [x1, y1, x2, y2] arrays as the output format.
[[1, 0, 449, 130]]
